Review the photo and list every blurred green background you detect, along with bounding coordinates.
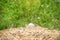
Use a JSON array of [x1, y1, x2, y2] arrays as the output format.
[[0, 0, 60, 30]]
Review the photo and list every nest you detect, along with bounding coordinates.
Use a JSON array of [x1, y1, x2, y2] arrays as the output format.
[[0, 26, 60, 40]]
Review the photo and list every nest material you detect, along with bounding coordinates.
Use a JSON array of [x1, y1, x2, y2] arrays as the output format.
[[0, 26, 60, 40]]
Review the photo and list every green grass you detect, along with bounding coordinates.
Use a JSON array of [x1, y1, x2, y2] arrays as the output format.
[[0, 0, 60, 30]]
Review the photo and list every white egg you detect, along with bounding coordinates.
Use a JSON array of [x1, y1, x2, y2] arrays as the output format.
[[26, 23, 35, 28]]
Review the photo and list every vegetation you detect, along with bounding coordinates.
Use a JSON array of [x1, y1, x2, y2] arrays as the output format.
[[0, 0, 60, 30]]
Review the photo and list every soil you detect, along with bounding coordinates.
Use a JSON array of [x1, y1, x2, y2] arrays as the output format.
[[0, 26, 60, 40]]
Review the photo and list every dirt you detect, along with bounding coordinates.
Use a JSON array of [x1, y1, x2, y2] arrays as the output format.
[[0, 26, 60, 40]]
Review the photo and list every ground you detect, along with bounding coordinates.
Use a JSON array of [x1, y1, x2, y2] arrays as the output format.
[[0, 26, 60, 40]]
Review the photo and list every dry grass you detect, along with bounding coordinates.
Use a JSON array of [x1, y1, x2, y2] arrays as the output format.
[[0, 26, 60, 40]]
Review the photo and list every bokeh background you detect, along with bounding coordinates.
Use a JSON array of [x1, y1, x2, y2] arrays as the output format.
[[0, 0, 60, 30]]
